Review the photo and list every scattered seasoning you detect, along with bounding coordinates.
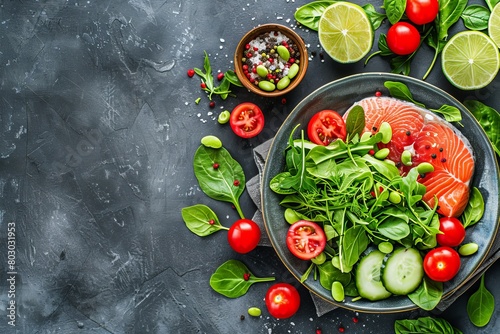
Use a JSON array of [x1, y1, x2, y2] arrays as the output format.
[[209, 101, 216, 108], [406, 130, 411, 136], [338, 326, 345, 333], [375, 91, 382, 97], [281, 98, 287, 104], [240, 315, 245, 321], [316, 327, 322, 334], [187, 69, 195, 77], [213, 163, 219, 169], [241, 30, 301, 92], [200, 82, 207, 89], [441, 158, 447, 163], [439, 147, 444, 152], [431, 153, 437, 159], [368, 149, 375, 155], [217, 72, 225, 81], [352, 316, 359, 323], [425, 144, 431, 149], [208, 219, 215, 225], [233, 180, 240, 186], [243, 273, 251, 281]]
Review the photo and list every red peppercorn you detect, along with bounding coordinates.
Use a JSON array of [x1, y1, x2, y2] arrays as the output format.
[[213, 163, 219, 169], [375, 91, 382, 97], [242, 64, 249, 71], [245, 43, 251, 50], [209, 101, 216, 108], [369, 149, 375, 155], [200, 82, 207, 89], [187, 69, 195, 78], [281, 98, 287, 104], [289, 57, 295, 63], [208, 219, 215, 225], [352, 316, 359, 323], [246, 52, 253, 58], [217, 72, 224, 81], [316, 328, 322, 334], [243, 273, 251, 281], [233, 180, 240, 186], [338, 326, 345, 333]]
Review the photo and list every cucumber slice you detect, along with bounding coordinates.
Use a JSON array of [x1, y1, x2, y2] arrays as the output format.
[[382, 247, 424, 295], [355, 250, 392, 301]]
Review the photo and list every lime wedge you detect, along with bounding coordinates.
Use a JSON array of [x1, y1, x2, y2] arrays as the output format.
[[441, 31, 500, 90], [318, 2, 373, 64], [489, 3, 500, 48]]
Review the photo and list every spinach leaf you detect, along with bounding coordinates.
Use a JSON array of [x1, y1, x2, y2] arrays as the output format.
[[461, 187, 485, 228], [209, 260, 275, 298], [384, 0, 406, 24], [294, 0, 336, 31], [362, 4, 387, 30], [463, 100, 500, 156], [438, 0, 469, 41], [461, 5, 490, 30], [384, 81, 425, 107], [341, 225, 369, 267], [394, 316, 463, 334], [378, 217, 411, 240], [345, 105, 365, 140], [429, 104, 463, 123], [317, 261, 351, 289], [193, 145, 246, 218], [467, 274, 495, 327], [181, 204, 228, 236], [408, 276, 443, 311]]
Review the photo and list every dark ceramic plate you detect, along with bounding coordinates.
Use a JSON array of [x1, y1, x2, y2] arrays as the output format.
[[261, 73, 500, 313]]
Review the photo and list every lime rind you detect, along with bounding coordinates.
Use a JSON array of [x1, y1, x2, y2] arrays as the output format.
[[441, 31, 500, 90], [318, 2, 373, 64], [488, 3, 500, 49]]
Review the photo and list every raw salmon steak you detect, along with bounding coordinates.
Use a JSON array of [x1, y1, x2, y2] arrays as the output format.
[[344, 96, 475, 217]]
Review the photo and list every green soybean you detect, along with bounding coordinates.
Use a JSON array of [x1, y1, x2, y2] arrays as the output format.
[[374, 148, 390, 160], [388, 191, 402, 204], [416, 162, 434, 174], [284, 208, 300, 224], [277, 76, 290, 90], [360, 131, 372, 142], [379, 122, 392, 144], [258, 80, 276, 92], [218, 110, 230, 124], [247, 307, 262, 317], [287, 63, 299, 79], [459, 243, 479, 256], [331, 281, 345, 302], [201, 135, 222, 149], [256, 64, 268, 78], [378, 241, 394, 254], [277, 45, 290, 61], [311, 252, 326, 265], [401, 150, 413, 166]]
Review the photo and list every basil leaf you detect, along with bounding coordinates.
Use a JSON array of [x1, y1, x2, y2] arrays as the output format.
[[209, 260, 275, 298], [345, 105, 365, 139], [429, 104, 462, 123], [181, 204, 228, 236], [294, 0, 336, 31], [193, 145, 246, 217], [461, 187, 485, 228], [384, 81, 425, 107], [461, 5, 490, 30], [384, 0, 406, 24], [317, 261, 351, 289], [224, 70, 243, 87], [395, 316, 463, 334], [408, 276, 443, 311], [463, 100, 500, 156], [378, 217, 411, 240], [362, 4, 387, 30], [467, 274, 495, 327], [438, 0, 468, 41]]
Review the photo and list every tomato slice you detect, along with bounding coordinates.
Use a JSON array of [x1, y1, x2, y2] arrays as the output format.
[[229, 102, 264, 138], [286, 220, 326, 260], [307, 110, 347, 145], [265, 283, 301, 319], [423, 246, 461, 282]]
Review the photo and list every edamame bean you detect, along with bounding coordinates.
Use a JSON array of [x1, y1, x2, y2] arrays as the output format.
[[277, 45, 290, 61], [277, 76, 290, 90], [401, 150, 413, 166], [379, 122, 392, 144], [201, 135, 222, 149], [360, 132, 372, 142], [287, 63, 299, 79], [459, 243, 479, 256], [378, 241, 394, 254], [256, 65, 268, 78], [248, 307, 262, 317], [218, 110, 230, 124], [374, 148, 390, 160], [416, 162, 434, 174], [331, 281, 345, 302], [284, 208, 300, 224], [311, 252, 326, 265], [388, 191, 402, 204], [258, 80, 276, 92]]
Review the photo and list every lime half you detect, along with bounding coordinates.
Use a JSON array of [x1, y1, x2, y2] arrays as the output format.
[[489, 2, 500, 48], [318, 2, 373, 64], [441, 31, 500, 90]]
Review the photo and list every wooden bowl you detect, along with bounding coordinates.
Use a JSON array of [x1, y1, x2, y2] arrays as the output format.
[[234, 23, 308, 98]]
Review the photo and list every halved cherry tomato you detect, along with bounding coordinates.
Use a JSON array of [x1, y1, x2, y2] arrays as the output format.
[[229, 102, 264, 138], [436, 217, 465, 247], [265, 283, 301, 319], [405, 0, 439, 26], [227, 219, 261, 254], [423, 246, 461, 282], [307, 110, 347, 145], [286, 220, 326, 260], [386, 22, 421, 56]]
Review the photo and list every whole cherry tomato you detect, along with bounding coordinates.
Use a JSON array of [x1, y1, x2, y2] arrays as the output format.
[[307, 110, 347, 145], [227, 219, 261, 253], [386, 22, 421, 56], [229, 102, 264, 138], [265, 283, 301, 319], [423, 246, 461, 282], [286, 220, 326, 260], [405, 0, 439, 26], [436, 217, 466, 247]]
